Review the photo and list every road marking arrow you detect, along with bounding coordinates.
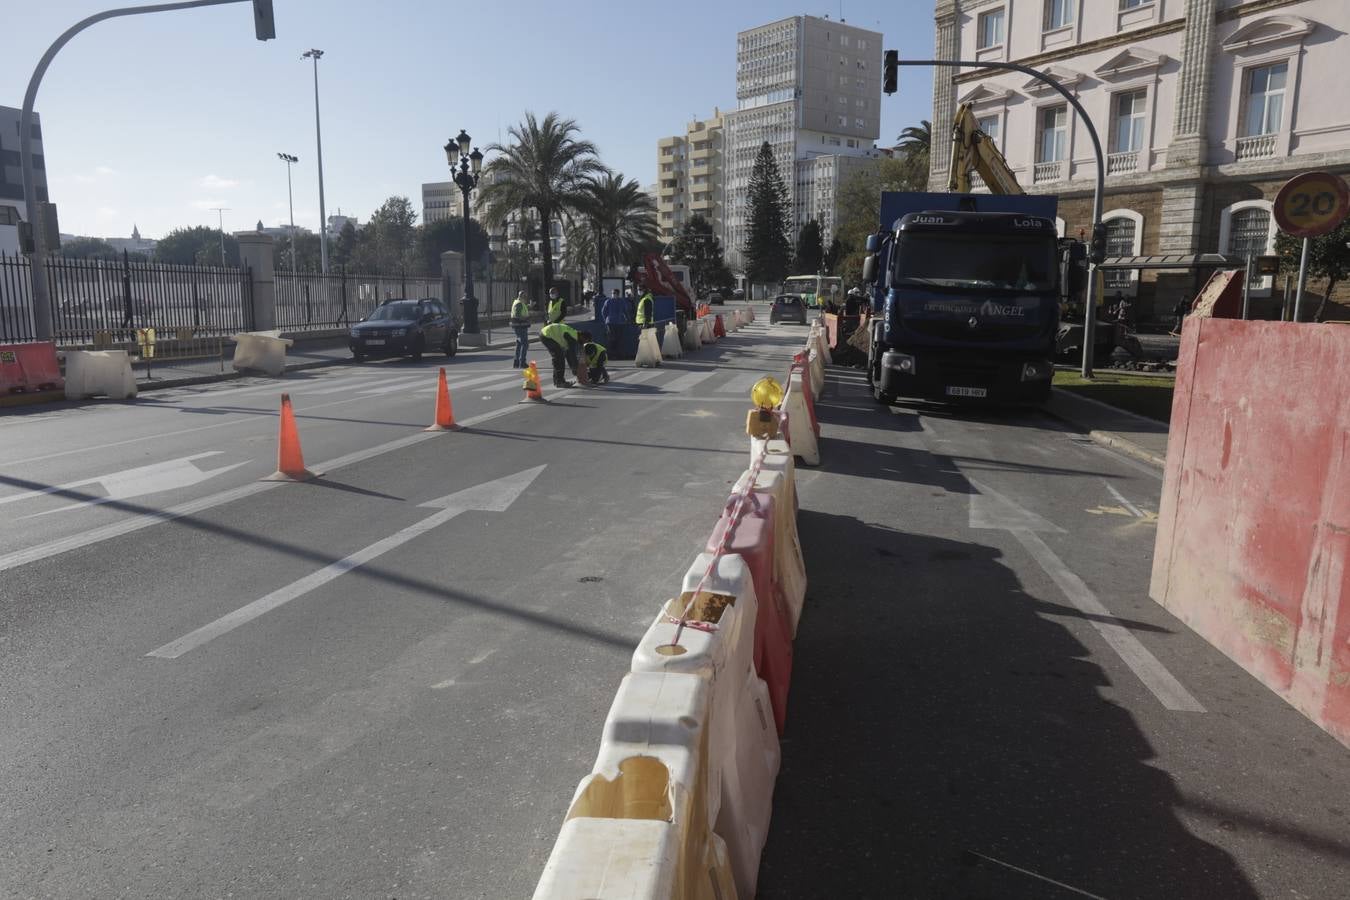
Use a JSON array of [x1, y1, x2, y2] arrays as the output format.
[[146, 465, 546, 660], [0, 453, 247, 515], [966, 478, 1205, 713]]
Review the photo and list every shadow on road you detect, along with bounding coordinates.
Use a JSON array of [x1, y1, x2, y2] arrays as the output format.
[[755, 509, 1256, 899]]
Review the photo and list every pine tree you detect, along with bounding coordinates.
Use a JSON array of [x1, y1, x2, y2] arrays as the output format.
[[743, 141, 793, 286]]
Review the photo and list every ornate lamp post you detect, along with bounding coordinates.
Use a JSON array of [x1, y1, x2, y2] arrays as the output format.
[[445, 129, 484, 333]]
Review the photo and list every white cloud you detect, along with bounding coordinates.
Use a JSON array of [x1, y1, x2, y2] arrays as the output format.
[[95, 165, 116, 176], [191, 199, 228, 210], [96, 207, 119, 218], [200, 174, 239, 190]]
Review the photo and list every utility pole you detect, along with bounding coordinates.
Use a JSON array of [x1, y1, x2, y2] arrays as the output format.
[[210, 207, 230, 265], [277, 152, 298, 270], [302, 49, 329, 274]]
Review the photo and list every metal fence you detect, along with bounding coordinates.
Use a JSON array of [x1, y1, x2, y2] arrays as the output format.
[[274, 269, 444, 331], [0, 252, 252, 346]]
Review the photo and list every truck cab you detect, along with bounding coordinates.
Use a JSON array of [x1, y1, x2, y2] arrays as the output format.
[[863, 193, 1078, 405]]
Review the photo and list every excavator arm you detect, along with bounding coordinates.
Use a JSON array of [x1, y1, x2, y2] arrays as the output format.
[[947, 101, 1024, 195]]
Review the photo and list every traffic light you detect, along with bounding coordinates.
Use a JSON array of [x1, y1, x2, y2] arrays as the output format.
[[253, 0, 275, 41], [1089, 222, 1107, 265], [883, 50, 898, 95]]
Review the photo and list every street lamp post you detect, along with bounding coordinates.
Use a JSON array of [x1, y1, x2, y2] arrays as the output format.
[[302, 49, 329, 274], [277, 152, 298, 270], [210, 206, 230, 265], [444, 129, 484, 334]]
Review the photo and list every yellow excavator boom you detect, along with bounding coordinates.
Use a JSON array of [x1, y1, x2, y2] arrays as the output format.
[[947, 101, 1024, 195]]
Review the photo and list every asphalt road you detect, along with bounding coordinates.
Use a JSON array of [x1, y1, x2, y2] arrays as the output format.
[[0, 309, 800, 898], [3, 311, 1347, 899], [757, 363, 1350, 899]]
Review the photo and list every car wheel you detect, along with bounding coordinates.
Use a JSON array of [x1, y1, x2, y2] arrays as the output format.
[[409, 336, 424, 361], [352, 349, 366, 362]]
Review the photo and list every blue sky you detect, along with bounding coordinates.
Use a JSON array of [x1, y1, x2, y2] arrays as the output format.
[[7, 0, 935, 239]]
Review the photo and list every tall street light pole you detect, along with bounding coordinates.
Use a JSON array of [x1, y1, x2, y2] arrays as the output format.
[[19, 0, 277, 341], [302, 48, 329, 275], [210, 206, 230, 265], [445, 129, 484, 334], [277, 152, 298, 270]]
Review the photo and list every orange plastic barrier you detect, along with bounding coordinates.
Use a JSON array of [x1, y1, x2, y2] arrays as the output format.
[[0, 342, 63, 393], [1152, 319, 1350, 747]]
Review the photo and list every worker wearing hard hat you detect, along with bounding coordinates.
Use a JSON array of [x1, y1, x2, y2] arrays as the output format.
[[539, 320, 580, 388], [844, 287, 866, 316], [578, 331, 610, 384], [635, 288, 655, 330], [547, 288, 565, 324]]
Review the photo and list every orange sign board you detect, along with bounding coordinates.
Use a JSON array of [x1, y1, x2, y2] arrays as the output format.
[[1274, 171, 1350, 238]]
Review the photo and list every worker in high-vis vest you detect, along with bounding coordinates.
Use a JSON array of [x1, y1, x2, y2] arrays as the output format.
[[509, 290, 531, 369], [538, 321, 580, 388], [635, 289, 655, 329], [578, 331, 610, 384], [547, 288, 565, 324]]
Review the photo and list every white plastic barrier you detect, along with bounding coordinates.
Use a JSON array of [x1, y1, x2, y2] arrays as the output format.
[[634, 328, 663, 368], [781, 372, 820, 466], [808, 346, 825, 397], [231, 331, 293, 377], [64, 350, 137, 400], [661, 324, 683, 359], [533, 672, 737, 900], [702, 318, 717, 343], [745, 306, 755, 324], [734, 447, 807, 635], [631, 553, 780, 899], [815, 324, 833, 365], [682, 320, 703, 351]]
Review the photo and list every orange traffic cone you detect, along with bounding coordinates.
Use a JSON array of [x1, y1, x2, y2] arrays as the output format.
[[264, 393, 318, 481], [523, 361, 545, 402], [576, 352, 590, 387], [425, 367, 459, 431]]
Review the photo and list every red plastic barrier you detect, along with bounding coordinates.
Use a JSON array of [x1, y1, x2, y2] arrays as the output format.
[[1152, 319, 1350, 747], [0, 342, 63, 393], [707, 492, 794, 734], [714, 315, 727, 338]]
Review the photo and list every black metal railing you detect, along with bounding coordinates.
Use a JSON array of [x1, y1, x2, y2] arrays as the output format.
[[0, 252, 253, 346]]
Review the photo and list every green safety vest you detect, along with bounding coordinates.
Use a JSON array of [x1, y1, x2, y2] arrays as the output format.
[[547, 297, 565, 323], [636, 293, 654, 325], [510, 297, 529, 323], [584, 342, 607, 367], [539, 322, 577, 345]]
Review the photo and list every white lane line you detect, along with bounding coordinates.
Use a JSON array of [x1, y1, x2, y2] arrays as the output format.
[[1010, 529, 1205, 713], [0, 390, 560, 575], [1103, 480, 1145, 518], [472, 376, 533, 393], [662, 372, 717, 394], [715, 373, 762, 394], [146, 466, 544, 658]]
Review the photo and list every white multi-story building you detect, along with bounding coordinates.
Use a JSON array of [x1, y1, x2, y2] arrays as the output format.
[[932, 0, 1350, 318], [0, 106, 48, 256], [657, 110, 726, 244], [421, 181, 460, 225], [723, 15, 883, 271]]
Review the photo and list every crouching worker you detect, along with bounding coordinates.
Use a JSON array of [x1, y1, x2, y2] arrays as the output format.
[[578, 331, 610, 384], [538, 321, 580, 388]]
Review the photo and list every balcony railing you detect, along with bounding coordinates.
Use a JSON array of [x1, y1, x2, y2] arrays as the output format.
[[1033, 161, 1063, 184], [1107, 150, 1139, 174], [1235, 133, 1278, 161]]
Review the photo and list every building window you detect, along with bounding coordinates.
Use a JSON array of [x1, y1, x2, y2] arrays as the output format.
[[1119, 0, 1149, 7], [838, 115, 847, 127], [1231, 207, 1273, 281], [855, 117, 865, 128], [841, 34, 850, 47], [856, 78, 865, 89], [1102, 216, 1138, 290], [858, 39, 867, 50], [1112, 90, 1147, 153], [1242, 62, 1288, 137], [1044, 0, 1073, 30], [1037, 105, 1067, 162], [846, 139, 857, 148], [976, 114, 1000, 149], [839, 96, 848, 106], [978, 9, 1005, 49], [839, 75, 849, 87]]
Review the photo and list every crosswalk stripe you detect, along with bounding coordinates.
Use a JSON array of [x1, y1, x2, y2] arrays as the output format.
[[715, 373, 763, 394], [662, 372, 716, 394], [613, 370, 662, 384], [354, 376, 434, 396]]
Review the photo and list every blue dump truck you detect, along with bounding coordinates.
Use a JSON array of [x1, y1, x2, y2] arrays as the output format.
[[862, 192, 1088, 406]]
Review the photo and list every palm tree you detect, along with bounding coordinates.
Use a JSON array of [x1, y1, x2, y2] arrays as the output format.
[[578, 170, 659, 287], [479, 112, 604, 303], [896, 120, 932, 158]]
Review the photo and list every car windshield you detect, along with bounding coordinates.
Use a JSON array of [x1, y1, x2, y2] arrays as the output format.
[[893, 233, 1057, 292], [369, 303, 421, 321], [776, 297, 801, 306]]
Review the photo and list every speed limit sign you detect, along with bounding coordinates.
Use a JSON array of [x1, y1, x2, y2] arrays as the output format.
[[1274, 171, 1350, 238]]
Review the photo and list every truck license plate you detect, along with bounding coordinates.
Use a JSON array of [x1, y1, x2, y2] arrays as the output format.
[[946, 386, 987, 398], [365, 339, 385, 346]]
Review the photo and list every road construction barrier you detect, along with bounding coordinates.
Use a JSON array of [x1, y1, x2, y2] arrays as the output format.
[[64, 349, 136, 400], [0, 341, 63, 394], [780, 370, 820, 466], [713, 315, 727, 339], [635, 328, 663, 368], [682, 320, 703, 351], [813, 324, 832, 365], [807, 345, 825, 398], [661, 324, 683, 359], [733, 446, 807, 637], [533, 672, 737, 900], [1152, 318, 1350, 748], [231, 331, 293, 377]]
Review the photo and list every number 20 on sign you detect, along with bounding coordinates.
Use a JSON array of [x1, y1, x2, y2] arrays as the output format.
[[1274, 171, 1350, 239]]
